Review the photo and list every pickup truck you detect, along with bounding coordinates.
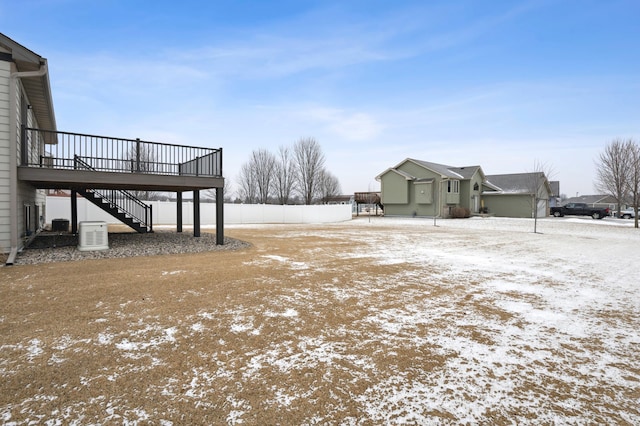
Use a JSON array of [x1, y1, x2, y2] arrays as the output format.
[[550, 203, 610, 219], [620, 208, 637, 219]]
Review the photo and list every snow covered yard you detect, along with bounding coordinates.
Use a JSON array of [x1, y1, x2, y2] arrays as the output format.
[[1, 216, 639, 424]]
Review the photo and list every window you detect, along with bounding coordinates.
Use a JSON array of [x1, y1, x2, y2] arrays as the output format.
[[473, 182, 479, 191], [447, 180, 459, 194]]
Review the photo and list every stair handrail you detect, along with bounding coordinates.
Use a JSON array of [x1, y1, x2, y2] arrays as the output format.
[[74, 156, 152, 232]]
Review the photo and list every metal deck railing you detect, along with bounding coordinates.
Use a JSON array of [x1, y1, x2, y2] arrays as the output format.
[[21, 127, 222, 177], [74, 156, 152, 232]]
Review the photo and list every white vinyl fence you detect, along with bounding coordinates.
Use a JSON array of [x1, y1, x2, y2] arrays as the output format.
[[45, 197, 352, 226]]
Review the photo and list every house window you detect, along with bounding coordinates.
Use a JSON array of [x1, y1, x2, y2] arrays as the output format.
[[447, 180, 460, 194], [473, 182, 479, 191]]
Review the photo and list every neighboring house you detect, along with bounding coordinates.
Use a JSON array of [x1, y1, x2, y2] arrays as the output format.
[[375, 158, 553, 219], [1, 33, 225, 264], [563, 195, 620, 212], [483, 173, 552, 218], [324, 195, 354, 205], [375, 159, 485, 218]]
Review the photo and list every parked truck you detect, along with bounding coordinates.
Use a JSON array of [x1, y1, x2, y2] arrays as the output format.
[[550, 203, 609, 219]]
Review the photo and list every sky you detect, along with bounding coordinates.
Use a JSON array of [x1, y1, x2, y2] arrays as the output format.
[[2, 0, 639, 198]]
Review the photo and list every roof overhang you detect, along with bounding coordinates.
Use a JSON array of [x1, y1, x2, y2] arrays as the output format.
[[375, 167, 415, 181], [1, 33, 57, 133]]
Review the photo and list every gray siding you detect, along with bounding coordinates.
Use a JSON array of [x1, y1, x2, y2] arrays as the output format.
[[0, 59, 45, 253], [483, 194, 533, 218], [0, 60, 10, 252], [16, 82, 42, 243]]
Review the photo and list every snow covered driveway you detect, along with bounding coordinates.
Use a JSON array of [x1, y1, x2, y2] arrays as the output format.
[[1, 216, 639, 424]]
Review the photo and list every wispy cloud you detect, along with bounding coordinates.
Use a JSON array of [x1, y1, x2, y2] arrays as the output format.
[[297, 107, 384, 141]]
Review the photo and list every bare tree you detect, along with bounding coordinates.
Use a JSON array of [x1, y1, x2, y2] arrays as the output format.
[[527, 160, 555, 233], [236, 162, 257, 203], [203, 182, 232, 203], [236, 149, 277, 204], [595, 139, 631, 218], [317, 169, 342, 204], [250, 149, 277, 204], [126, 143, 159, 200], [627, 140, 640, 228], [272, 145, 296, 204], [293, 137, 326, 205]]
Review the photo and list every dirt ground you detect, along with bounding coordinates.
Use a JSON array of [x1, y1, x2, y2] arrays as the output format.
[[1, 218, 639, 424]]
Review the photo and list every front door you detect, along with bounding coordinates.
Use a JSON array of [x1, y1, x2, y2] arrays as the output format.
[[472, 195, 479, 213]]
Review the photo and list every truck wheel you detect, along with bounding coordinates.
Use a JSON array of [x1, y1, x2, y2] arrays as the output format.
[[592, 212, 601, 219], [623, 214, 631, 219], [553, 211, 561, 217]]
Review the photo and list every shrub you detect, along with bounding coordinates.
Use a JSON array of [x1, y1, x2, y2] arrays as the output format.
[[451, 207, 471, 218]]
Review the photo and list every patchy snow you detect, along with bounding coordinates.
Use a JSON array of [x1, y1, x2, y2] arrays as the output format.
[[2, 216, 639, 423], [161, 270, 186, 276]]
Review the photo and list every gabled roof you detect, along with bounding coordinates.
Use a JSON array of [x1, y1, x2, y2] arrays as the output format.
[[409, 159, 464, 179], [0, 32, 57, 132], [449, 165, 483, 180], [377, 158, 481, 181], [564, 195, 618, 205], [484, 172, 550, 195], [376, 167, 415, 181]]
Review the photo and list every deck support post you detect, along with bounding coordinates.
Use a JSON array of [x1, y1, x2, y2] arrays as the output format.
[[193, 190, 200, 237], [176, 192, 183, 233], [216, 186, 224, 245], [71, 190, 78, 234]]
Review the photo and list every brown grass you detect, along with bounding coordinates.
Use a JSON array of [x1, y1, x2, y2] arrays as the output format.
[[1, 221, 638, 424]]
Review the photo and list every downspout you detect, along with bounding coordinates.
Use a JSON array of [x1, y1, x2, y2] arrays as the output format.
[[6, 61, 49, 265]]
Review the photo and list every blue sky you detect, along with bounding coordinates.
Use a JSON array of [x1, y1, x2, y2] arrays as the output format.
[[2, 0, 639, 197]]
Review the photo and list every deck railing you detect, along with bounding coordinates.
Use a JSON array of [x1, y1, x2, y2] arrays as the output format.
[[21, 127, 222, 177], [75, 156, 152, 232]]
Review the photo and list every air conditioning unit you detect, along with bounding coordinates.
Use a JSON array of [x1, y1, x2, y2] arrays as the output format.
[[78, 221, 109, 251]]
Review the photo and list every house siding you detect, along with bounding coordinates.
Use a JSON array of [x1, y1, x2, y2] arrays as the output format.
[[380, 171, 409, 205], [0, 57, 46, 253], [401, 162, 441, 217], [468, 171, 483, 213], [380, 160, 474, 218], [397, 161, 437, 180], [483, 194, 533, 218], [16, 82, 44, 244], [0, 60, 11, 252], [379, 160, 553, 220]]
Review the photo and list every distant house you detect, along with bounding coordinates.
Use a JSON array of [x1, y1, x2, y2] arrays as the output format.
[[376, 158, 553, 219], [483, 173, 552, 218], [324, 195, 354, 205], [375, 159, 485, 218], [563, 195, 620, 211]]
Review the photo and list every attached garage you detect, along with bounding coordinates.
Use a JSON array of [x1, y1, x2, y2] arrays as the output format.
[[483, 173, 552, 218]]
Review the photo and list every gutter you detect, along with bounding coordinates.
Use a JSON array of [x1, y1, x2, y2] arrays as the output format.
[[6, 60, 49, 265]]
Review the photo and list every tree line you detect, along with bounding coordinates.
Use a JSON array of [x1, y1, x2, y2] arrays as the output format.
[[234, 137, 342, 205], [595, 138, 640, 227]]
